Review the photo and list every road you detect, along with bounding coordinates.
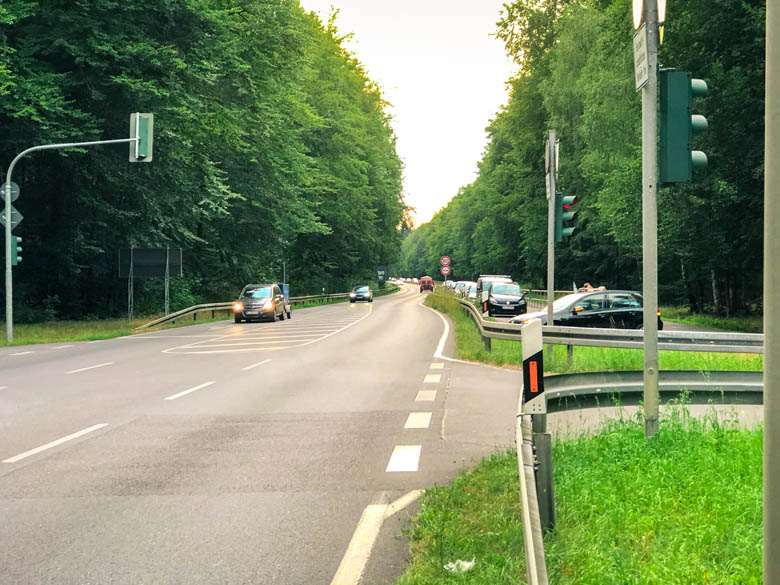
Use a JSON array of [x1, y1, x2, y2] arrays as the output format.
[[0, 284, 521, 585]]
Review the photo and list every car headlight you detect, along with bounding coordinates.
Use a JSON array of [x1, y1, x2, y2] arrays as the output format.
[[263, 300, 274, 309], [350, 292, 356, 297], [233, 302, 243, 312]]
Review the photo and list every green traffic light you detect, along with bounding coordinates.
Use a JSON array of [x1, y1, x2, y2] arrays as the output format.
[[659, 70, 708, 183]]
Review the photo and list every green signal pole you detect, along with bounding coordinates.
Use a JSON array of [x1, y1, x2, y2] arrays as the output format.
[[765, 0, 779, 580]]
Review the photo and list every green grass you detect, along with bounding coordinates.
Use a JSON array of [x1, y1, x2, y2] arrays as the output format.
[[425, 290, 763, 373], [395, 408, 762, 584], [660, 306, 762, 333]]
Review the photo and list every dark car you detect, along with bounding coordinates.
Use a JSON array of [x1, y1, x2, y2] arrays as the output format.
[[484, 282, 527, 317], [419, 276, 434, 292], [509, 290, 663, 330], [350, 285, 373, 303], [233, 283, 287, 323]]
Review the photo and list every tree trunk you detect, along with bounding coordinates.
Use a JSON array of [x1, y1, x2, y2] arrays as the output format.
[[711, 268, 721, 315]]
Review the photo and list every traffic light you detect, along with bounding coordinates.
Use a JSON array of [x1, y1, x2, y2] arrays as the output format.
[[555, 192, 578, 242], [11, 235, 21, 266], [129, 113, 154, 162], [659, 70, 708, 183]]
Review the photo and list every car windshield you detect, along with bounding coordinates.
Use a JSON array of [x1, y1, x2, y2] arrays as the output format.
[[553, 292, 589, 310], [354, 286, 369, 293], [242, 287, 271, 298], [491, 283, 521, 295]]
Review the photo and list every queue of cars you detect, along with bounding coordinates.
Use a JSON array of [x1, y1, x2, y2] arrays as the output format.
[[435, 273, 662, 330]]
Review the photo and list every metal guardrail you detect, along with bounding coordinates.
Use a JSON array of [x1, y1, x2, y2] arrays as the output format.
[[134, 284, 400, 330], [456, 296, 764, 353]]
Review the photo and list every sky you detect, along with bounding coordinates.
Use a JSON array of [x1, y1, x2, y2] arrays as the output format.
[[297, 0, 518, 226]]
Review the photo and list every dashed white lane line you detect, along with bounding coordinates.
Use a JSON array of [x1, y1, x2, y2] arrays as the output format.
[[53, 345, 73, 349], [3, 423, 109, 463], [429, 362, 444, 370], [404, 412, 432, 429], [415, 390, 437, 401], [66, 362, 114, 374], [385, 445, 422, 472], [423, 374, 441, 384], [87, 340, 104, 344], [0, 386, 7, 390], [242, 359, 271, 371], [164, 381, 215, 401], [10, 351, 33, 356]]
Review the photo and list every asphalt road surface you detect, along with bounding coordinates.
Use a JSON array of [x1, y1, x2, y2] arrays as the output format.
[[0, 285, 521, 585]]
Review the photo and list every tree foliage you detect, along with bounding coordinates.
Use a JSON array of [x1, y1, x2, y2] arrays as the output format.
[[401, 0, 764, 315], [0, 1, 405, 320]]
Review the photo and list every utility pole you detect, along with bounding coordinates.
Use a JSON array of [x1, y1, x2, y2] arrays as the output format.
[[545, 130, 557, 340], [636, 0, 660, 438], [764, 0, 779, 580]]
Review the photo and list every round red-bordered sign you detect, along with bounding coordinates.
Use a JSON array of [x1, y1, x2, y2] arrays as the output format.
[[440, 256, 451, 266], [440, 265, 451, 276]]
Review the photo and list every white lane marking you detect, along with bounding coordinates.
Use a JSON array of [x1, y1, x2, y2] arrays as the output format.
[[53, 345, 73, 349], [385, 445, 422, 472], [330, 504, 387, 585], [419, 299, 509, 369], [429, 362, 444, 370], [384, 490, 423, 519], [164, 381, 215, 401], [184, 338, 319, 348], [423, 374, 441, 383], [415, 390, 437, 401], [10, 351, 33, 356], [0, 386, 7, 390], [87, 340, 104, 344], [66, 362, 114, 374], [3, 423, 109, 463], [242, 359, 271, 371], [404, 412, 432, 429]]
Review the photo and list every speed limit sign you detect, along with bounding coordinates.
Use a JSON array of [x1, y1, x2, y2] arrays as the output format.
[[440, 265, 451, 276], [440, 256, 451, 266]]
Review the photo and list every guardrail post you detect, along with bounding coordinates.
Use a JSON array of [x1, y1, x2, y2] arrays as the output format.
[[482, 335, 492, 352], [533, 432, 556, 533], [567, 344, 573, 365]]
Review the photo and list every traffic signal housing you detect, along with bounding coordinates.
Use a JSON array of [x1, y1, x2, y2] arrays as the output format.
[[555, 192, 578, 243], [129, 113, 154, 162], [659, 70, 708, 183], [11, 235, 21, 266]]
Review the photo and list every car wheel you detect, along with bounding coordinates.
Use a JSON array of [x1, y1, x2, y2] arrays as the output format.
[[350, 299, 355, 303], [234, 316, 242, 324], [369, 298, 373, 303]]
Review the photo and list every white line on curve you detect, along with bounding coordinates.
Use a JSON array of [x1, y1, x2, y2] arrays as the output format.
[[242, 359, 271, 371], [53, 345, 73, 349], [404, 412, 432, 429], [10, 351, 33, 356], [415, 390, 436, 401], [385, 445, 422, 472], [66, 362, 114, 374], [429, 362, 444, 370], [164, 381, 215, 401], [423, 374, 441, 384], [3, 423, 109, 463]]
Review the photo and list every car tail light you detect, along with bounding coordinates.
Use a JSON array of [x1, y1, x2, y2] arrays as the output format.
[[657, 309, 661, 316]]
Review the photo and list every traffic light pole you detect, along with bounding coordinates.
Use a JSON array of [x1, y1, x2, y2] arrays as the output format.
[[765, 1, 779, 580], [641, 0, 660, 438], [4, 137, 137, 343], [545, 130, 557, 339]]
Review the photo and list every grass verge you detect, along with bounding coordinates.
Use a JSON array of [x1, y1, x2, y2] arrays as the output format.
[[394, 407, 762, 584], [425, 290, 762, 373], [659, 306, 762, 333]]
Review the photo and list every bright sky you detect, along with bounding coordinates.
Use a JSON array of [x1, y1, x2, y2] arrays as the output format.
[[298, 0, 518, 226]]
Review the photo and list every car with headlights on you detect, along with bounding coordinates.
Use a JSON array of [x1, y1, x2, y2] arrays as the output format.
[[509, 290, 663, 330], [350, 285, 373, 303], [484, 282, 527, 317], [233, 283, 286, 323]]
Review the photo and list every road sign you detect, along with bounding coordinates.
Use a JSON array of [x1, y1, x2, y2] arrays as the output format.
[[440, 256, 451, 266], [2, 182, 20, 202], [0, 205, 23, 230], [440, 265, 451, 276], [634, 23, 649, 91]]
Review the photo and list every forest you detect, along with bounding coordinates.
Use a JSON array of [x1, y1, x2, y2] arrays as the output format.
[[399, 0, 765, 316], [1, 0, 406, 321]]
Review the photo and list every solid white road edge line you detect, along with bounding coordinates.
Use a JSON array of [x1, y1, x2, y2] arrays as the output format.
[[3, 423, 109, 463], [330, 490, 423, 585], [242, 359, 271, 371], [164, 381, 215, 401], [10, 351, 34, 356], [53, 345, 73, 349], [418, 299, 512, 370], [66, 362, 115, 374]]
